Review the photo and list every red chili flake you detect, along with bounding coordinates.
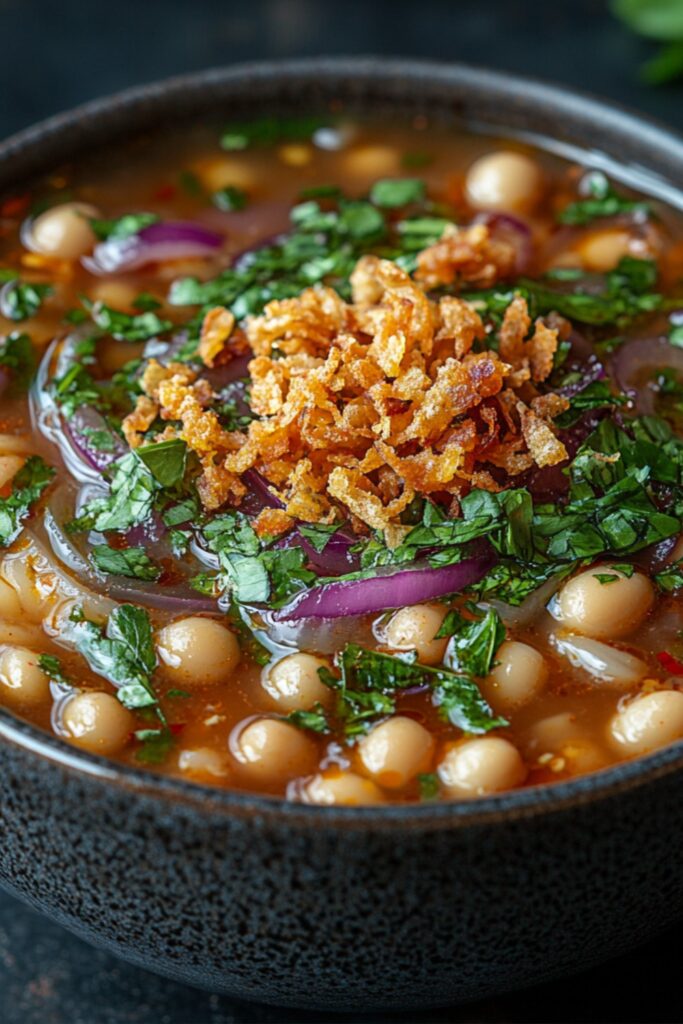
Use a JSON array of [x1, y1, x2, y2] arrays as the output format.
[[0, 193, 30, 218], [169, 723, 186, 735], [657, 651, 683, 675], [152, 183, 176, 201]]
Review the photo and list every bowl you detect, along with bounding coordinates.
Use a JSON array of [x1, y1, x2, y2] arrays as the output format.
[[2, 58, 683, 1012]]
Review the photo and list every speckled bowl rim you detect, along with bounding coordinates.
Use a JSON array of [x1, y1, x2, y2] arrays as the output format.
[[2, 56, 683, 829]]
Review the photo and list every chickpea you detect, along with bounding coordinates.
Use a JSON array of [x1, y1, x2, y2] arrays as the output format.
[[262, 652, 331, 712], [301, 771, 386, 806], [178, 747, 230, 780], [609, 689, 683, 756], [157, 617, 240, 687], [554, 634, 648, 689], [278, 143, 313, 167], [523, 712, 582, 758], [465, 150, 543, 212], [381, 604, 448, 666], [343, 144, 400, 179], [669, 534, 683, 564], [90, 281, 139, 313], [357, 716, 434, 789], [0, 646, 50, 705], [554, 566, 653, 640], [191, 156, 255, 192], [481, 641, 548, 713], [437, 737, 526, 798], [0, 578, 22, 620], [61, 691, 133, 755], [0, 455, 25, 489], [231, 717, 317, 781], [27, 202, 98, 259], [577, 228, 634, 273], [561, 739, 608, 775]]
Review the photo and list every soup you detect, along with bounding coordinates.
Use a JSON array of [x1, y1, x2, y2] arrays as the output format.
[[1, 114, 682, 805]]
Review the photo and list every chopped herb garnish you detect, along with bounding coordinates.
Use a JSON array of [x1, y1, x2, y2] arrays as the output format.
[[84, 299, 172, 342], [0, 279, 52, 321], [558, 172, 651, 226], [0, 456, 54, 547], [137, 439, 187, 488], [68, 451, 157, 533], [418, 772, 440, 800], [220, 116, 326, 151], [0, 332, 36, 391], [38, 653, 72, 689], [90, 544, 161, 581], [370, 178, 426, 208], [287, 703, 331, 734], [212, 186, 248, 212], [89, 212, 159, 241], [321, 644, 506, 738], [438, 607, 506, 678], [66, 604, 162, 717]]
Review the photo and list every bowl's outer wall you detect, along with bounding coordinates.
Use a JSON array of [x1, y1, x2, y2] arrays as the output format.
[[2, 59, 683, 1010], [2, 732, 683, 1010]]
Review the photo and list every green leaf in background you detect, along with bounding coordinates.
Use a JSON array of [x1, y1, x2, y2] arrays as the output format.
[[612, 0, 683, 84]]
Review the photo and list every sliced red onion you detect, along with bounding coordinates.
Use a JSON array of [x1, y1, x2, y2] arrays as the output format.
[[83, 221, 223, 275], [65, 405, 127, 472], [198, 201, 291, 244], [274, 553, 495, 621], [277, 528, 360, 577], [612, 336, 683, 415], [473, 212, 532, 274]]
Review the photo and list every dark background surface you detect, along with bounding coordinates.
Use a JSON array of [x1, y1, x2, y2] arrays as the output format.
[[0, 0, 681, 1021]]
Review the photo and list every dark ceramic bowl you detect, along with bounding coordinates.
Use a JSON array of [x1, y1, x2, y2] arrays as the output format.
[[1, 59, 683, 1013]]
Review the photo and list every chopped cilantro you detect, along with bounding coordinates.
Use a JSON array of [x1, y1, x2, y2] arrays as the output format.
[[90, 544, 161, 581], [287, 703, 331, 734], [134, 727, 173, 764], [84, 300, 172, 342], [137, 439, 187, 488], [297, 521, 344, 553], [38, 653, 72, 689], [220, 116, 326, 151], [68, 451, 157, 533], [0, 279, 52, 321], [89, 212, 159, 241], [558, 172, 651, 226], [370, 178, 426, 208], [212, 186, 248, 212], [654, 560, 683, 593], [66, 604, 161, 716], [0, 456, 54, 547], [323, 644, 507, 737], [438, 607, 506, 677], [418, 772, 440, 800], [0, 332, 36, 391]]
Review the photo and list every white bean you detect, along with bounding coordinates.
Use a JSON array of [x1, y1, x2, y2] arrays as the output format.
[[553, 566, 653, 640], [0, 646, 50, 705], [609, 689, 683, 755], [481, 641, 548, 712], [28, 202, 98, 259], [437, 737, 526, 798], [465, 150, 543, 212]]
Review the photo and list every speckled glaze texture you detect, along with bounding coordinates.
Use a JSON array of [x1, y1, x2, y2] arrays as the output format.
[[1, 60, 683, 1011]]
